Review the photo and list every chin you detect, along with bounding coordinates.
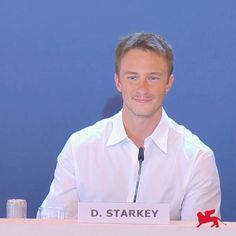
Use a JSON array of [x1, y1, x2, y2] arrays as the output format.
[[124, 102, 162, 118], [131, 110, 158, 118]]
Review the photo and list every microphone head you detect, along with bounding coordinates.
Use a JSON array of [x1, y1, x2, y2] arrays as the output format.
[[138, 147, 144, 161]]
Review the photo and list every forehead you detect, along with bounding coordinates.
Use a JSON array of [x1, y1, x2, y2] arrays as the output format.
[[120, 49, 169, 72]]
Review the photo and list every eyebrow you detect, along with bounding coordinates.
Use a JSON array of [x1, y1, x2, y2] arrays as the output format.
[[123, 71, 163, 76]]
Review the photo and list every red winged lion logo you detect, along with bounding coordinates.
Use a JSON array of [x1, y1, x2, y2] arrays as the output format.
[[196, 209, 226, 228]]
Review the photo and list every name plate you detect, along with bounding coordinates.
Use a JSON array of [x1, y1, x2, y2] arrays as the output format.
[[78, 202, 169, 224]]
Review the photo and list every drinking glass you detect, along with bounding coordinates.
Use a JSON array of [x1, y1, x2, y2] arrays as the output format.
[[37, 207, 65, 219], [6, 199, 27, 218]]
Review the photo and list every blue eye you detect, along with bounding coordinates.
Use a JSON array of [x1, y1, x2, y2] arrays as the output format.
[[127, 76, 137, 80], [148, 76, 160, 81]]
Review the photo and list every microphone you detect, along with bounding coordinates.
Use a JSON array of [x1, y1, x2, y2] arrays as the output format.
[[133, 147, 144, 203]]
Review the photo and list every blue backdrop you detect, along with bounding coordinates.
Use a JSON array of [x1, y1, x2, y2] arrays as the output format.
[[0, 0, 235, 220]]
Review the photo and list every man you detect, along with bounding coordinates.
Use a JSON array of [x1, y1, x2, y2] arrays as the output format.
[[40, 32, 221, 220]]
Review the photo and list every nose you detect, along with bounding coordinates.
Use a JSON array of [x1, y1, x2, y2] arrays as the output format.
[[137, 78, 149, 92]]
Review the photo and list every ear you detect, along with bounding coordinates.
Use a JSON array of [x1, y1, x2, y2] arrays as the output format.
[[166, 74, 174, 94], [114, 73, 122, 93]]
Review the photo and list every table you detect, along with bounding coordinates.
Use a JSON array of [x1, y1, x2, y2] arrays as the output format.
[[0, 219, 235, 236]]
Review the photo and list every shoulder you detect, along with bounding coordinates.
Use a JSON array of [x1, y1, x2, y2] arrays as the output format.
[[168, 117, 214, 158], [67, 114, 116, 147]]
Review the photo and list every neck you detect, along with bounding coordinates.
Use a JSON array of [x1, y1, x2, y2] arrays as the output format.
[[122, 108, 162, 148]]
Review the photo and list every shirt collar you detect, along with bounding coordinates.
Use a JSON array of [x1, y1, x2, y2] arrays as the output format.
[[106, 110, 127, 146], [149, 108, 169, 153], [106, 108, 170, 153]]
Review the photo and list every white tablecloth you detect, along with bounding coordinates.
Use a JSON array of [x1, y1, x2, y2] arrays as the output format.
[[0, 219, 235, 236]]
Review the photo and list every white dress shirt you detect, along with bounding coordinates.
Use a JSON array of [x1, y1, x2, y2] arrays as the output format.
[[41, 108, 221, 220]]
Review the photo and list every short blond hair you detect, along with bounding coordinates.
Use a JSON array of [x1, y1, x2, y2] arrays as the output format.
[[115, 32, 174, 76]]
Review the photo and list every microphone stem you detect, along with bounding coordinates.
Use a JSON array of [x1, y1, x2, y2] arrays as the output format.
[[133, 159, 143, 203]]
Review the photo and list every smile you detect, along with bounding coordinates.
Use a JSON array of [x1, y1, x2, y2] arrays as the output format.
[[133, 98, 152, 103]]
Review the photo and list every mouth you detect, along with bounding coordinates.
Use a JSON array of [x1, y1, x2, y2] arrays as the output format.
[[133, 97, 152, 103]]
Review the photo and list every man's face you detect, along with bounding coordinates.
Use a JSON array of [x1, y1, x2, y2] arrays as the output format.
[[115, 49, 174, 118]]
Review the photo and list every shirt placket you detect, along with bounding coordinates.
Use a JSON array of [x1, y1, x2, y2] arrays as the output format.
[[126, 138, 151, 202]]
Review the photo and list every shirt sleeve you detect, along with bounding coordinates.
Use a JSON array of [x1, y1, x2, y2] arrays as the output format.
[[181, 150, 221, 220], [39, 136, 79, 219]]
